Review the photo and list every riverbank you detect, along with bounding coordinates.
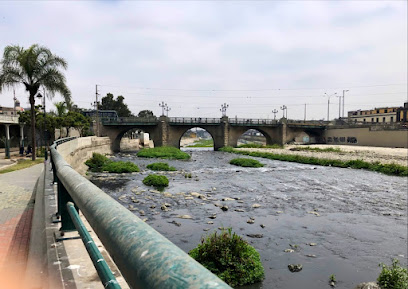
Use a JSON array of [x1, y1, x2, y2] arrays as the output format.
[[236, 145, 408, 167]]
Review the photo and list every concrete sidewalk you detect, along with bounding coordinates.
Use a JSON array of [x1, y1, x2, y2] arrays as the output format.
[[0, 163, 44, 289]]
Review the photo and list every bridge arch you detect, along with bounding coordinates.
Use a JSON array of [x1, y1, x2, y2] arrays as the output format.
[[179, 127, 215, 150], [228, 126, 281, 147], [166, 125, 224, 150]]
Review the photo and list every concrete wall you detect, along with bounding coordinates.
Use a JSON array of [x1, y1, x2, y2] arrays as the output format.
[[324, 127, 408, 148], [57, 136, 112, 174]]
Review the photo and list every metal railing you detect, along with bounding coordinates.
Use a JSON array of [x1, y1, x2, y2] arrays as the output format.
[[50, 138, 231, 289], [229, 118, 279, 125], [101, 117, 158, 125], [169, 117, 221, 124]]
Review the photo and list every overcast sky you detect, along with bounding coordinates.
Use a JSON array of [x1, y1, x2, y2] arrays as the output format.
[[0, 1, 407, 120]]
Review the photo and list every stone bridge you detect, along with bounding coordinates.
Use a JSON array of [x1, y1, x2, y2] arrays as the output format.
[[99, 116, 328, 152]]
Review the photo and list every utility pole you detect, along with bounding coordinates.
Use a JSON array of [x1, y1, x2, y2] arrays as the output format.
[[220, 103, 229, 117], [272, 109, 278, 120], [165, 104, 171, 117], [304, 103, 307, 122], [159, 101, 167, 116], [336, 94, 342, 119], [95, 85, 100, 137], [324, 92, 337, 121], [342, 90, 349, 118]]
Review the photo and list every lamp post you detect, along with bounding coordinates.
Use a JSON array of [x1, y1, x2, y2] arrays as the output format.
[[324, 92, 337, 121], [342, 90, 349, 118], [36, 90, 48, 160], [159, 102, 167, 116], [280, 105, 287, 118], [220, 103, 229, 117], [164, 104, 171, 117], [272, 109, 278, 120]]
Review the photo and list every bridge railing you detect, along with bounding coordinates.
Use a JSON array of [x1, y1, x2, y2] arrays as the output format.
[[287, 120, 329, 126], [0, 114, 19, 124], [229, 118, 279, 125], [169, 117, 221, 124], [50, 139, 231, 289], [101, 117, 158, 124]]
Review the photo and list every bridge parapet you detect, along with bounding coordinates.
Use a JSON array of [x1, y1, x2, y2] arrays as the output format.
[[101, 116, 158, 125], [169, 117, 221, 125], [229, 118, 279, 126]]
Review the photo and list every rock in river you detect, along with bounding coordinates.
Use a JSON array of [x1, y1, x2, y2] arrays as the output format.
[[252, 203, 261, 208], [288, 264, 303, 272], [353, 282, 380, 289], [221, 205, 228, 211], [247, 234, 263, 238], [177, 215, 192, 219]]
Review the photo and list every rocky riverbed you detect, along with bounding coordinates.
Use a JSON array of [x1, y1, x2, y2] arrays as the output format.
[[237, 144, 408, 166], [90, 149, 407, 289]]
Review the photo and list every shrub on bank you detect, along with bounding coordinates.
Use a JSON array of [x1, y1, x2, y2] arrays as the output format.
[[85, 153, 139, 173], [238, 143, 282, 149], [146, 162, 176, 171], [289, 146, 341, 153], [189, 228, 265, 287], [230, 158, 264, 168], [377, 259, 408, 289], [142, 174, 169, 187], [137, 147, 190, 160], [220, 147, 408, 177]]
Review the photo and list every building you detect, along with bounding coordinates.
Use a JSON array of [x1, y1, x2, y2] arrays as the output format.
[[0, 98, 25, 116], [347, 105, 404, 124], [396, 102, 408, 123]]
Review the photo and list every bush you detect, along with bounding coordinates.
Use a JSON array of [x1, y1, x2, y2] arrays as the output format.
[[85, 153, 139, 173], [102, 161, 139, 173], [85, 153, 111, 172], [377, 259, 408, 289], [230, 158, 264, 168], [189, 228, 264, 287], [146, 162, 176, 171], [137, 147, 190, 160], [142, 174, 169, 187]]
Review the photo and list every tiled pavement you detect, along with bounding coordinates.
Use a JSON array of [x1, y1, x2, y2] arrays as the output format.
[[0, 163, 44, 288]]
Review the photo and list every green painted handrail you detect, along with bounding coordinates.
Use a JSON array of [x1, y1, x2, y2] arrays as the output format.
[[50, 143, 232, 289], [66, 202, 121, 289]]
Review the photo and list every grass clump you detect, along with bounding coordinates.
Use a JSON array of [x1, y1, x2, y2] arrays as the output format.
[[137, 146, 190, 160], [230, 158, 264, 168], [290, 146, 341, 153], [220, 147, 408, 177], [146, 162, 176, 171], [238, 143, 282, 149], [142, 174, 169, 188], [377, 259, 408, 289], [189, 228, 264, 287], [85, 153, 139, 173], [0, 158, 44, 174], [187, 139, 214, 147]]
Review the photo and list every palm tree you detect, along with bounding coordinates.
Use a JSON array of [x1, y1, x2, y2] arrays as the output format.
[[0, 44, 71, 160]]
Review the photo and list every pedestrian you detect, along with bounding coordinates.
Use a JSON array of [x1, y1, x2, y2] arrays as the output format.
[[26, 144, 32, 156]]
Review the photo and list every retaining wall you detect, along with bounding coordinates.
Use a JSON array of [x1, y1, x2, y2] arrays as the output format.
[[57, 136, 112, 174]]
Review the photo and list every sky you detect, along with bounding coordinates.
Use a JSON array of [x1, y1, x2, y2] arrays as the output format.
[[0, 1, 407, 120]]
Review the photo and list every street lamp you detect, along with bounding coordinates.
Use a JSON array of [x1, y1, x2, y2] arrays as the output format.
[[342, 90, 349, 118], [324, 92, 337, 121], [220, 103, 229, 117], [280, 105, 287, 118], [36, 90, 48, 160], [272, 109, 278, 120], [165, 104, 171, 117], [159, 101, 167, 116]]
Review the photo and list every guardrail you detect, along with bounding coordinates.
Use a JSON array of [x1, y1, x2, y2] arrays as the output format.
[[101, 117, 158, 125], [229, 118, 279, 125], [0, 114, 19, 124], [169, 117, 221, 124], [50, 138, 231, 289]]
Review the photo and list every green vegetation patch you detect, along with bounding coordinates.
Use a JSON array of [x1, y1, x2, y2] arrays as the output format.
[[142, 174, 169, 187], [85, 153, 139, 173], [146, 162, 176, 171], [0, 158, 44, 174], [137, 147, 190, 160], [238, 143, 282, 149], [187, 139, 214, 147], [230, 158, 264, 168], [377, 259, 408, 289], [189, 228, 265, 287], [220, 147, 408, 177], [290, 146, 341, 153]]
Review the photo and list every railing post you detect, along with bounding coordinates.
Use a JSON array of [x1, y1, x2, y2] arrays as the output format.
[[58, 180, 77, 231]]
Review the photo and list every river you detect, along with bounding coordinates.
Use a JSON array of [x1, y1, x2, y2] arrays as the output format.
[[89, 149, 407, 289]]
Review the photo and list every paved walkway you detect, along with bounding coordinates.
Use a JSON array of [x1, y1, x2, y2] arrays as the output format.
[[0, 163, 44, 289]]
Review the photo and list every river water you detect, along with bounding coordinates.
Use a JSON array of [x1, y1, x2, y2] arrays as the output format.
[[89, 149, 407, 289]]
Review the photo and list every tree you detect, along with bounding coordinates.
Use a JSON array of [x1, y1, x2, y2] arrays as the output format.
[[54, 101, 67, 117], [99, 93, 132, 117], [138, 110, 155, 118], [0, 44, 71, 160]]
